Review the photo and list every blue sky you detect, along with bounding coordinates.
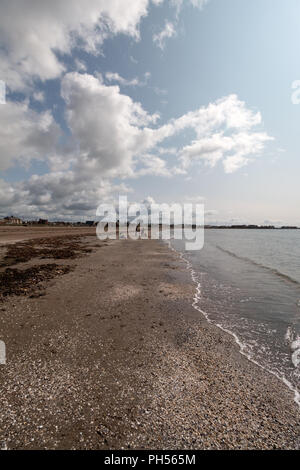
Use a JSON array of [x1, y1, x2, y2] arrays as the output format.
[[0, 0, 300, 224]]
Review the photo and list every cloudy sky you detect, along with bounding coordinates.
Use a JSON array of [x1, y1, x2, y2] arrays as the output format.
[[0, 0, 300, 224]]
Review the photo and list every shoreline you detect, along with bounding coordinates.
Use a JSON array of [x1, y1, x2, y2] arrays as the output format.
[[0, 232, 299, 449], [167, 241, 300, 409]]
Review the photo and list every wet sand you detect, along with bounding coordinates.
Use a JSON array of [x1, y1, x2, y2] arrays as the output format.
[[0, 229, 299, 449]]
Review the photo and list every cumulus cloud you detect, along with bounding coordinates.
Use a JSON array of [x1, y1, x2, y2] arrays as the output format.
[[61, 72, 161, 178], [0, 100, 60, 171], [0, 170, 132, 221], [0, 179, 20, 211], [0, 0, 162, 91], [0, 0, 274, 221], [1, 72, 169, 218], [175, 95, 273, 173], [136, 154, 171, 177], [0, 74, 272, 218]]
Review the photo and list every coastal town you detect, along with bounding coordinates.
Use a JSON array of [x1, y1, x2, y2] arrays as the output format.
[[0, 216, 298, 230], [0, 216, 96, 227]]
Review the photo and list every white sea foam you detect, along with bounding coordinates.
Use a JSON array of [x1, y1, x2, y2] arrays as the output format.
[[285, 326, 294, 343], [166, 240, 300, 409], [291, 338, 300, 351], [292, 350, 300, 368], [285, 328, 300, 368]]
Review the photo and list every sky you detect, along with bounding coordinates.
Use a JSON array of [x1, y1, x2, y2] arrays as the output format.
[[0, 0, 300, 225]]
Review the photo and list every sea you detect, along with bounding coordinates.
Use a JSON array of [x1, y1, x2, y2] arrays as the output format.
[[170, 229, 300, 406]]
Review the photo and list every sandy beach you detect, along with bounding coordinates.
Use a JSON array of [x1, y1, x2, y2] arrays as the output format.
[[0, 226, 96, 245], [0, 228, 299, 450]]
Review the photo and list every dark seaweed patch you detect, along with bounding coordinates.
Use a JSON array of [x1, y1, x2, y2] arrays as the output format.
[[0, 264, 72, 300]]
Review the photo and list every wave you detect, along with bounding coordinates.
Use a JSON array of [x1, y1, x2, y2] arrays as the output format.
[[215, 244, 300, 286], [167, 241, 300, 409]]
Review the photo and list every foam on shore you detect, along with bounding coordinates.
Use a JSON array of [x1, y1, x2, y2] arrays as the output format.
[[167, 241, 300, 408]]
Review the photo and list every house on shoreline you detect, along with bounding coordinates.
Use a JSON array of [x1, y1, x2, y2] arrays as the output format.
[[0, 216, 23, 225]]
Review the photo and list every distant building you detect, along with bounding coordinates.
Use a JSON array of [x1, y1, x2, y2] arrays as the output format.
[[3, 216, 23, 225], [38, 219, 48, 225]]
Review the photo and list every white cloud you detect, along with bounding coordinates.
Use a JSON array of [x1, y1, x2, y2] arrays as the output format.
[[105, 71, 151, 87], [33, 91, 45, 103], [153, 86, 168, 96], [61, 72, 161, 178], [130, 55, 139, 64], [136, 154, 171, 177], [171, 0, 209, 16], [0, 0, 162, 91], [0, 170, 133, 221], [180, 131, 272, 173], [74, 59, 87, 73], [0, 179, 20, 210], [154, 0, 209, 48], [0, 75, 272, 218], [153, 21, 177, 49], [105, 72, 140, 87], [0, 100, 60, 171], [0, 0, 274, 221], [175, 95, 273, 173], [1, 72, 169, 218]]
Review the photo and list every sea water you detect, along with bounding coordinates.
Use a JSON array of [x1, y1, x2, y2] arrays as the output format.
[[170, 229, 300, 405]]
